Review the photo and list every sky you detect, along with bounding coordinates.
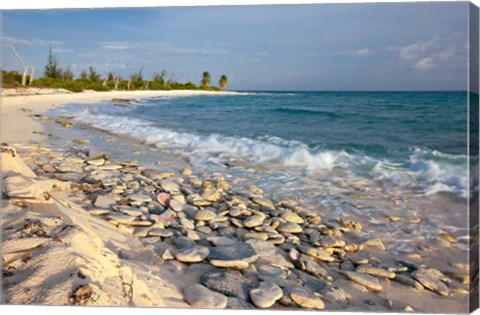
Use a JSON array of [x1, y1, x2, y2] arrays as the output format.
[[0, 2, 470, 91]]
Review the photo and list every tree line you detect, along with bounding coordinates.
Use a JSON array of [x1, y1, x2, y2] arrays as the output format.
[[2, 46, 229, 93]]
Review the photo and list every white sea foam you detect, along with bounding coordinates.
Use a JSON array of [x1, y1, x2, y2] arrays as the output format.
[[71, 108, 468, 198]]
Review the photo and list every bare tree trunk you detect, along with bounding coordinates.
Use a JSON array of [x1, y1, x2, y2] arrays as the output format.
[[143, 81, 149, 90], [29, 66, 35, 85], [21, 65, 29, 86], [127, 80, 131, 90], [12, 43, 29, 86], [113, 77, 120, 90]]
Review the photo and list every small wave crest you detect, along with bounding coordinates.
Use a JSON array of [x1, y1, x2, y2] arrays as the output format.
[[71, 109, 468, 198]]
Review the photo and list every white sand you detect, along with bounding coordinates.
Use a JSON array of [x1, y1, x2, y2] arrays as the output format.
[[1, 89, 239, 144]]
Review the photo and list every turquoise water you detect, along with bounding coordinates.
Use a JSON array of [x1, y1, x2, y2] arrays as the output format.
[[58, 91, 469, 198]]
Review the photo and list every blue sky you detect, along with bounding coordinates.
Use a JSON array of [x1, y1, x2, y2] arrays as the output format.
[[1, 2, 469, 90]]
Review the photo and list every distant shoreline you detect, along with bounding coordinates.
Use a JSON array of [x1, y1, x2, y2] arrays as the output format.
[[0, 88, 240, 144]]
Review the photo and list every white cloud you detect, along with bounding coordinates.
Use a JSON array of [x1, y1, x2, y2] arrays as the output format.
[[98, 40, 229, 55], [393, 34, 465, 71], [414, 57, 435, 70], [351, 48, 373, 57], [398, 38, 437, 60], [1, 35, 62, 46]]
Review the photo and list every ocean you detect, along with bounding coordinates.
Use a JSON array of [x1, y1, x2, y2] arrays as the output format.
[[50, 91, 470, 254]]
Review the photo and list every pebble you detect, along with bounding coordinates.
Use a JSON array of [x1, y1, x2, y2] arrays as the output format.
[[201, 269, 254, 301], [277, 222, 303, 234], [251, 197, 275, 210], [173, 246, 209, 263], [249, 281, 283, 308], [243, 215, 264, 228], [411, 268, 450, 296], [356, 266, 396, 279], [183, 284, 227, 309], [290, 291, 325, 309], [345, 271, 383, 291], [86, 158, 105, 166], [157, 193, 170, 207], [281, 211, 304, 224], [195, 209, 217, 221], [147, 228, 173, 238], [208, 243, 259, 269], [394, 274, 424, 290], [88, 209, 110, 216], [297, 244, 334, 262], [128, 193, 152, 203], [169, 199, 185, 212]]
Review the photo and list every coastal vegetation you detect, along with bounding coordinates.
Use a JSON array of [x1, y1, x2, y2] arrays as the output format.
[[2, 46, 229, 93]]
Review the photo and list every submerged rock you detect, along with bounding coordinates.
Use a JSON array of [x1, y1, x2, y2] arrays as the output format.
[[411, 268, 450, 296]]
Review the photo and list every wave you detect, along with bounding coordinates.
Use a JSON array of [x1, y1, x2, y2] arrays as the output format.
[[70, 108, 468, 198]]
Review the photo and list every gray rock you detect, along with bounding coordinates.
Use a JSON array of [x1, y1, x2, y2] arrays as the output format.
[[311, 235, 345, 248], [361, 238, 386, 250], [290, 291, 325, 309], [183, 284, 227, 309], [243, 215, 264, 228], [208, 243, 258, 269], [143, 169, 174, 181], [180, 217, 195, 230], [246, 239, 294, 269], [251, 197, 275, 210], [128, 193, 152, 203], [174, 236, 196, 249], [195, 209, 217, 221], [56, 163, 83, 173], [278, 222, 303, 234], [411, 268, 449, 296], [169, 199, 185, 212], [356, 266, 396, 279], [86, 158, 105, 166], [320, 287, 350, 304], [293, 253, 330, 280], [173, 246, 209, 263], [291, 269, 327, 292], [227, 297, 256, 309], [107, 214, 137, 225], [159, 179, 181, 194], [345, 271, 383, 291], [297, 244, 334, 262], [249, 281, 283, 308], [202, 270, 254, 301], [281, 211, 304, 224], [54, 172, 84, 182], [207, 236, 238, 246], [394, 274, 424, 290], [147, 228, 174, 238]]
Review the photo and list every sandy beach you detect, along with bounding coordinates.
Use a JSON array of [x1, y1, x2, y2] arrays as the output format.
[[0, 89, 472, 311]]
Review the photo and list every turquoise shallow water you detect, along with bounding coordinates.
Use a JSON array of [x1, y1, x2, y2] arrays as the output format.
[[57, 91, 469, 199]]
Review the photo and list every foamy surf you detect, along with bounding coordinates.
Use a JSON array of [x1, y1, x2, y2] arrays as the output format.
[[68, 107, 468, 198]]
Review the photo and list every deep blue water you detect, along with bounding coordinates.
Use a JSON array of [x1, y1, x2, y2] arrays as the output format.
[[58, 91, 469, 198]]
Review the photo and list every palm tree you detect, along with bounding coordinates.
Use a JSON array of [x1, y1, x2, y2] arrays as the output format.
[[201, 71, 211, 88], [218, 75, 228, 90]]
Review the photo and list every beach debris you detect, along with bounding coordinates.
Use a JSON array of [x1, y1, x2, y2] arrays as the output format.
[[69, 284, 94, 305]]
